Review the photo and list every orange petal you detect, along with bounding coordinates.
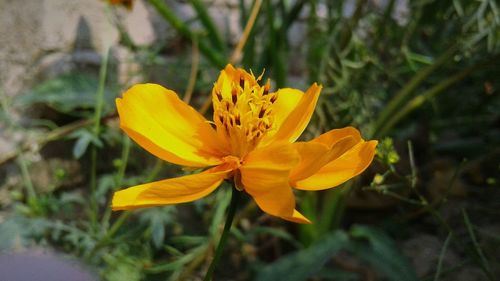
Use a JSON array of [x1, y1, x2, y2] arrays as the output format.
[[239, 142, 301, 221], [117, 84, 226, 167], [112, 166, 231, 210], [267, 83, 322, 143], [271, 88, 304, 129], [289, 135, 358, 183], [282, 209, 312, 224], [312, 126, 362, 146], [289, 142, 329, 180], [294, 140, 378, 190], [290, 127, 364, 183]]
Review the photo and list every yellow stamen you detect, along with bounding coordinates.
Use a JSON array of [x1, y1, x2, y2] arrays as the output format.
[[212, 69, 277, 157]]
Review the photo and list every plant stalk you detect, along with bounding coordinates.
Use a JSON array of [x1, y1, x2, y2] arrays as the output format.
[[203, 185, 240, 281], [148, 0, 225, 68], [89, 48, 110, 231], [372, 44, 457, 137]]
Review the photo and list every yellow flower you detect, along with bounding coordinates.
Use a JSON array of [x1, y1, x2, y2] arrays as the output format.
[[112, 64, 377, 224]]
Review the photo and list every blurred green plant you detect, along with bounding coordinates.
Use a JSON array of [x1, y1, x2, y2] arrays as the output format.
[[1, 0, 499, 280], [256, 225, 418, 281], [17, 73, 117, 116]]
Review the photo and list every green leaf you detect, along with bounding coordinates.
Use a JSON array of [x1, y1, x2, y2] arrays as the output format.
[[73, 133, 91, 159], [138, 207, 175, 249], [102, 253, 143, 281], [188, 0, 226, 51], [170, 235, 207, 247], [209, 187, 231, 237], [347, 225, 418, 281], [255, 231, 349, 281], [248, 227, 302, 249], [17, 73, 116, 114], [70, 129, 103, 159]]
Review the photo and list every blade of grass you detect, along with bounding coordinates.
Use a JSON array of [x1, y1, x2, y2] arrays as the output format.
[[148, 0, 225, 68], [200, 0, 263, 114], [372, 44, 458, 138], [239, 0, 255, 68], [434, 233, 452, 281], [183, 36, 200, 104], [462, 209, 494, 280], [374, 0, 395, 48], [263, 0, 286, 87], [188, 0, 226, 52], [376, 54, 499, 137], [16, 152, 37, 202], [0, 87, 14, 128], [229, 0, 263, 64], [283, 0, 306, 31], [318, 181, 352, 234], [298, 192, 319, 246], [339, 0, 368, 50]]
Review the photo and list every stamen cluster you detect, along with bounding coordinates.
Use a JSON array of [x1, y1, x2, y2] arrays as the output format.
[[212, 71, 277, 157]]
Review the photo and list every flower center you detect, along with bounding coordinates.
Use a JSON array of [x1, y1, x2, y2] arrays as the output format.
[[212, 69, 277, 157]]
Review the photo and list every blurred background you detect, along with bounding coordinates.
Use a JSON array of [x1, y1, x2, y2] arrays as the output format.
[[0, 0, 499, 280]]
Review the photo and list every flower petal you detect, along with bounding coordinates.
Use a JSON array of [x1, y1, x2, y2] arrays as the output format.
[[289, 135, 358, 183], [311, 126, 362, 146], [289, 142, 329, 179], [268, 83, 322, 143], [294, 140, 378, 190], [271, 88, 303, 129], [290, 127, 363, 183], [117, 84, 225, 167], [282, 209, 312, 224], [112, 166, 231, 210], [239, 142, 301, 221]]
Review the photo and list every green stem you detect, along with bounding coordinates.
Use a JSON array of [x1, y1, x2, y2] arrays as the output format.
[[319, 181, 351, 233], [115, 136, 131, 188], [375, 53, 500, 137], [17, 152, 37, 202], [463, 209, 494, 280], [101, 135, 131, 229], [371, 44, 457, 137], [434, 233, 452, 281], [188, 0, 226, 52], [87, 211, 131, 260], [0, 87, 14, 128], [203, 185, 240, 281], [148, 0, 225, 68], [89, 49, 110, 231], [106, 211, 132, 240]]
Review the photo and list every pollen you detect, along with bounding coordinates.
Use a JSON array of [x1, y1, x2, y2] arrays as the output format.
[[212, 68, 277, 157]]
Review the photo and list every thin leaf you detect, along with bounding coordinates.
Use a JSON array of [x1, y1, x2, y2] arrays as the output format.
[[255, 231, 349, 281], [347, 225, 418, 281], [73, 133, 91, 159], [434, 233, 452, 281], [462, 209, 495, 280], [188, 0, 226, 51]]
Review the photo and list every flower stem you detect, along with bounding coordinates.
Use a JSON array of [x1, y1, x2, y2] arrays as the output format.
[[89, 48, 110, 232], [203, 185, 240, 281]]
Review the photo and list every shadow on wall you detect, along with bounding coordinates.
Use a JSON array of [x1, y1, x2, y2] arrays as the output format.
[[37, 16, 104, 82]]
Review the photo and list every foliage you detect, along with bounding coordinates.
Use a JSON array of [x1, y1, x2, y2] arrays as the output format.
[[1, 0, 499, 280]]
